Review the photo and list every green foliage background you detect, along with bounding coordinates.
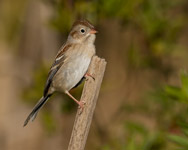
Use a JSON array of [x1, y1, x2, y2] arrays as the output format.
[[1, 0, 188, 149], [24, 0, 188, 149]]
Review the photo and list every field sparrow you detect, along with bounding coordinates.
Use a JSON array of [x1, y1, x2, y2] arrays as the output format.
[[24, 19, 97, 126]]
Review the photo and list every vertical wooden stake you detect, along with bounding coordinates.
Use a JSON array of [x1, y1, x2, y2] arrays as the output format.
[[67, 56, 107, 150]]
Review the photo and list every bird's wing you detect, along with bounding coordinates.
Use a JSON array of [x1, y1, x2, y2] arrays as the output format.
[[43, 44, 72, 96]]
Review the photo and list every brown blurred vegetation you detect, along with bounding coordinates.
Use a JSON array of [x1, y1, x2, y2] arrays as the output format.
[[1, 0, 188, 150]]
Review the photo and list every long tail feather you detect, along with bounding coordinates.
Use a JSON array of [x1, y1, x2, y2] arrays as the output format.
[[23, 95, 51, 127]]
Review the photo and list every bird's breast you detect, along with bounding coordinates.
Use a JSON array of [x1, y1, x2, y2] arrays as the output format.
[[52, 44, 95, 92]]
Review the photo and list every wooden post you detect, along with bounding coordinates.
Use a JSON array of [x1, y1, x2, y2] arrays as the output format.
[[67, 56, 107, 150]]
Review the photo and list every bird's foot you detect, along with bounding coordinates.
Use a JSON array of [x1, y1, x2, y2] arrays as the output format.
[[85, 73, 95, 81], [78, 101, 86, 109], [78, 101, 86, 114]]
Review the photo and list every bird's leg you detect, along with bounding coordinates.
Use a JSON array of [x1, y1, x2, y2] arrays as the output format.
[[65, 91, 85, 108], [84, 73, 95, 81]]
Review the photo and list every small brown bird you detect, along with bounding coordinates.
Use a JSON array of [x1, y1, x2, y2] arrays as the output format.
[[24, 19, 97, 126]]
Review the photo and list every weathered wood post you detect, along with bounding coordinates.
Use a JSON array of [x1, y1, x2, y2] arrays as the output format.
[[67, 56, 107, 150]]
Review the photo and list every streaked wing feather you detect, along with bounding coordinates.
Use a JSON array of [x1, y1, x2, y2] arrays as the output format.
[[43, 44, 71, 97], [43, 67, 59, 97]]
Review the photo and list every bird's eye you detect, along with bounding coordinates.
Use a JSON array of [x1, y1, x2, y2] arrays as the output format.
[[80, 28, 85, 34]]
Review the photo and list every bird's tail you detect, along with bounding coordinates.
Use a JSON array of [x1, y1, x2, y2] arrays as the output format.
[[23, 95, 51, 127]]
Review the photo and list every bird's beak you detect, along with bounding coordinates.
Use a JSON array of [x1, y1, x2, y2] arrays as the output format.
[[90, 28, 98, 34]]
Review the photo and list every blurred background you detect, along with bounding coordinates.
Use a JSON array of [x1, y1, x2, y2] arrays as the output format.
[[1, 0, 188, 149]]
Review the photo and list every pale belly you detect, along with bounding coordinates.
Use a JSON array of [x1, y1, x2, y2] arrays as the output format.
[[52, 54, 91, 92]]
